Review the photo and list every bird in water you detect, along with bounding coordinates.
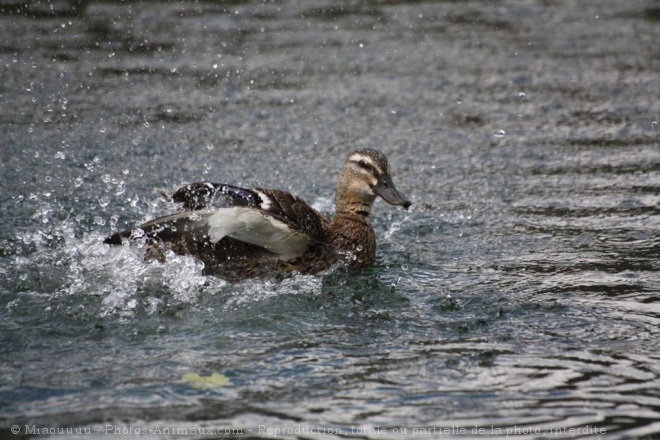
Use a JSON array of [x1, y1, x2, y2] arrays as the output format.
[[104, 149, 411, 280]]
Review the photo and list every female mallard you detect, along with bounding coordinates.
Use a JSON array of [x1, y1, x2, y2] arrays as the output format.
[[104, 149, 411, 279]]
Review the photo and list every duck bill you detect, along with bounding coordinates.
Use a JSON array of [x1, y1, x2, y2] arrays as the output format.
[[374, 175, 412, 210]]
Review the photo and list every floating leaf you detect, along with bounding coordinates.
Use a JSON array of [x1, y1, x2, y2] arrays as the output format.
[[182, 372, 231, 389]]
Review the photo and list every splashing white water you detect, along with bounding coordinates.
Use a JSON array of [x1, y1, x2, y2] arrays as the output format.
[[14, 220, 227, 319]]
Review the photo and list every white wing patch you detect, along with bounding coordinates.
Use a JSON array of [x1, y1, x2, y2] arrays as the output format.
[[253, 190, 273, 210], [207, 207, 311, 260]]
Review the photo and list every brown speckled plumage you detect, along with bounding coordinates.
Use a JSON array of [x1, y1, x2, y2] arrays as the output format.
[[104, 149, 411, 280]]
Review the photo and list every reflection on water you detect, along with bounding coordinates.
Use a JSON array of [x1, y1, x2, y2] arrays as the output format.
[[1, 0, 659, 438]]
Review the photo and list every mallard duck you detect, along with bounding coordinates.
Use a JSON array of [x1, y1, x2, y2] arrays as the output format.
[[104, 149, 411, 279]]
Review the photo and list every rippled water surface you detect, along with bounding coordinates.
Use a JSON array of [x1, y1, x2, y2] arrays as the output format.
[[1, 1, 660, 439]]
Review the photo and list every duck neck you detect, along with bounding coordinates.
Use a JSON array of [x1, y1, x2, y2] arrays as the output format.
[[333, 199, 373, 223], [330, 199, 377, 268]]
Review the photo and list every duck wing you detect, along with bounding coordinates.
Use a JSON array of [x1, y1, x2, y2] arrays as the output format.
[[103, 209, 214, 245], [169, 182, 261, 210], [252, 188, 329, 243], [104, 183, 329, 264], [165, 183, 329, 242]]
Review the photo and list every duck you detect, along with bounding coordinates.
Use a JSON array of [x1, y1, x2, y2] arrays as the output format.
[[104, 149, 411, 280]]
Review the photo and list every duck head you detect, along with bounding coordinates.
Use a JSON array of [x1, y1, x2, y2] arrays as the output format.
[[336, 149, 411, 212]]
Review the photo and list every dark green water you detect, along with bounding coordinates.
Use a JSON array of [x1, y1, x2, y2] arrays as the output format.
[[1, 1, 659, 439]]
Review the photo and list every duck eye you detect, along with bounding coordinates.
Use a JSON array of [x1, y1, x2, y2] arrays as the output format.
[[356, 160, 375, 174]]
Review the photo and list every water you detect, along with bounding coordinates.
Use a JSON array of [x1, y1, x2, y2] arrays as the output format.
[[1, 0, 659, 438]]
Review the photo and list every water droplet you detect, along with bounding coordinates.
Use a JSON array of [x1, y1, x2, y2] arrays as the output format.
[[45, 176, 52, 182], [494, 129, 506, 138], [94, 216, 106, 225], [114, 181, 125, 196], [100, 127, 106, 133], [74, 177, 83, 187], [518, 92, 526, 98], [144, 121, 150, 128], [652, 121, 658, 128], [98, 196, 110, 208], [55, 151, 65, 159]]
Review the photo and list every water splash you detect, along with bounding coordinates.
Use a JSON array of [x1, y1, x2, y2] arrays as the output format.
[[224, 274, 323, 310], [7, 217, 225, 322]]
